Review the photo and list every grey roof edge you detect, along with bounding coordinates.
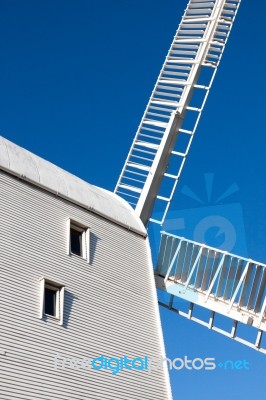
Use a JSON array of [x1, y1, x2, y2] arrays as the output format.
[[0, 136, 147, 237]]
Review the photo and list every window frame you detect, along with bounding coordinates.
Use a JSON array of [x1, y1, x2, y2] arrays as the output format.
[[67, 218, 90, 263], [44, 284, 59, 317], [40, 278, 65, 326]]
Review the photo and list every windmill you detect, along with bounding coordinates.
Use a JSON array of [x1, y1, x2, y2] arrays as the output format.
[[3, 1, 265, 399], [115, 0, 266, 354]]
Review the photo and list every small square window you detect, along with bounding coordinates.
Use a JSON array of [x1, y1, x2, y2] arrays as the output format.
[[40, 279, 65, 325], [67, 219, 90, 263]]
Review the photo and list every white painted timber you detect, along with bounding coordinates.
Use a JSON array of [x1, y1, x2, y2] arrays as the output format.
[[0, 136, 146, 237], [0, 153, 172, 399]]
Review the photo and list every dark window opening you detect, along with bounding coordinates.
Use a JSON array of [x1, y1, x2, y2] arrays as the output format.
[[44, 287, 57, 316], [70, 227, 83, 256]]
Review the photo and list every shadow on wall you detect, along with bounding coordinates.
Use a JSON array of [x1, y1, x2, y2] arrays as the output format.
[[89, 232, 101, 264], [62, 233, 101, 326], [63, 290, 79, 328]]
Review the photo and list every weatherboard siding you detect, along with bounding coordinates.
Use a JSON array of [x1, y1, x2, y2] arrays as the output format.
[[0, 171, 172, 400]]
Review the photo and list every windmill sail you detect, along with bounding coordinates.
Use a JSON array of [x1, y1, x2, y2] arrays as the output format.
[[115, 0, 241, 226], [156, 233, 266, 354]]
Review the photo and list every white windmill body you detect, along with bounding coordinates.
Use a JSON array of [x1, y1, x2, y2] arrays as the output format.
[[0, 137, 172, 399]]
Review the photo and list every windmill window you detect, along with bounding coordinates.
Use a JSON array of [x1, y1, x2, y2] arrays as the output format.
[[40, 279, 65, 325], [70, 225, 83, 256], [67, 219, 90, 263], [44, 287, 57, 316]]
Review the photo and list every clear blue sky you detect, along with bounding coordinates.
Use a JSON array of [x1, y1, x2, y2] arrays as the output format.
[[1, 1, 265, 399]]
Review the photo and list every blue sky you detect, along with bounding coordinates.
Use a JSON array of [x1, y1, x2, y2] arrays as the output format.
[[1, 0, 266, 399]]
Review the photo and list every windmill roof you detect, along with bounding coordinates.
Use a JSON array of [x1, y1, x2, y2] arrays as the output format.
[[0, 136, 146, 236]]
